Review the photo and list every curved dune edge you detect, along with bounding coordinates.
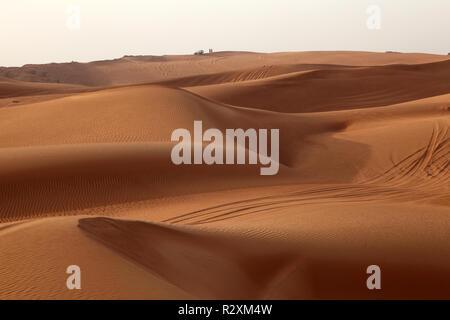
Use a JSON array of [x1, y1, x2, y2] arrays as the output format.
[[2, 51, 449, 111], [187, 59, 450, 113], [77, 206, 450, 299], [0, 87, 447, 222], [2, 51, 449, 87], [0, 51, 449, 299], [0, 216, 193, 300]]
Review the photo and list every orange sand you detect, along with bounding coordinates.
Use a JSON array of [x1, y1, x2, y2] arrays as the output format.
[[0, 51, 449, 299]]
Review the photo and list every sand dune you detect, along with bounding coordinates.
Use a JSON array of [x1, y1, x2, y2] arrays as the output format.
[[1, 85, 447, 222], [187, 60, 450, 113], [0, 76, 98, 108], [155, 63, 356, 87], [1, 51, 448, 87], [0, 51, 449, 299], [0, 77, 88, 98], [77, 204, 450, 299]]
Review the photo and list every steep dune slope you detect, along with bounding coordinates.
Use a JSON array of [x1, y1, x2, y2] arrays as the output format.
[[188, 59, 450, 113], [156, 64, 355, 87], [0, 85, 344, 221], [0, 216, 191, 299], [77, 205, 450, 300], [0, 52, 449, 300], [1, 51, 448, 86], [0, 86, 448, 223]]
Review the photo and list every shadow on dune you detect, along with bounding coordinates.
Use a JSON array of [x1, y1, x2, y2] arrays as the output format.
[[78, 217, 312, 299], [79, 217, 450, 299], [188, 60, 450, 113]]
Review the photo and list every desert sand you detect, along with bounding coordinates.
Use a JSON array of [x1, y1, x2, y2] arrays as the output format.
[[0, 51, 449, 299]]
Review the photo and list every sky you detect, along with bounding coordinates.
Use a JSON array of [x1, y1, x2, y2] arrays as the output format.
[[1, 0, 449, 67]]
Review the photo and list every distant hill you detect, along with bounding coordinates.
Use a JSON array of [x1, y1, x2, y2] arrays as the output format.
[[1, 51, 449, 87]]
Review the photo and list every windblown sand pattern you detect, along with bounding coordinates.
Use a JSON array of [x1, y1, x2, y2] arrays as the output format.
[[0, 51, 449, 299]]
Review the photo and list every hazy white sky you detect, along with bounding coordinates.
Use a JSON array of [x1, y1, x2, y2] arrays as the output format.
[[1, 0, 449, 67]]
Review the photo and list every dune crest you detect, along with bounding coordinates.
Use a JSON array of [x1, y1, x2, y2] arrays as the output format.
[[0, 51, 449, 299]]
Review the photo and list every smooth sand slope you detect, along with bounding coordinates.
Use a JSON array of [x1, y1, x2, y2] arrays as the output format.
[[187, 60, 450, 112], [0, 51, 449, 299]]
